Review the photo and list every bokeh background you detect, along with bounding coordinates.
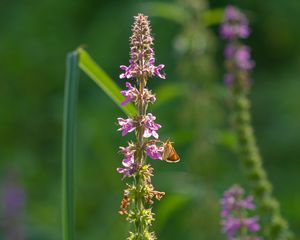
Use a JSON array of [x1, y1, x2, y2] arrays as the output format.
[[1, 0, 300, 239]]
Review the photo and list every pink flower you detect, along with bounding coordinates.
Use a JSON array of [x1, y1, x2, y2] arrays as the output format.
[[148, 58, 166, 79], [117, 117, 136, 136], [119, 60, 136, 79], [120, 82, 139, 106], [235, 46, 255, 70], [221, 216, 241, 239], [220, 5, 250, 40], [146, 144, 164, 160], [120, 42, 166, 80], [143, 113, 161, 139], [117, 145, 137, 178], [117, 163, 136, 178], [243, 217, 260, 233]]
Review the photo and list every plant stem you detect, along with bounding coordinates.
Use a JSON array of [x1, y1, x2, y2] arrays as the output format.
[[134, 75, 146, 239], [62, 51, 79, 240], [232, 89, 292, 239]]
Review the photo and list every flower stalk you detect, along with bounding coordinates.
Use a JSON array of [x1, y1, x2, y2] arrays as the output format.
[[220, 5, 292, 239], [117, 13, 178, 240]]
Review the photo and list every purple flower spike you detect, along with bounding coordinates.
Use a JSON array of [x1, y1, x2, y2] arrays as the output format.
[[220, 185, 262, 240], [119, 14, 165, 80], [221, 5, 255, 89], [117, 117, 136, 136], [143, 113, 161, 139], [146, 144, 164, 160], [220, 5, 250, 40], [117, 13, 176, 239]]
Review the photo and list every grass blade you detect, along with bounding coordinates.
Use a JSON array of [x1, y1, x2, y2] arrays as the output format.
[[77, 47, 137, 117], [62, 51, 79, 240]]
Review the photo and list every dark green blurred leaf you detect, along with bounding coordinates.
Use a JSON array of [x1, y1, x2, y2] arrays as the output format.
[[142, 2, 189, 24], [62, 51, 78, 240]]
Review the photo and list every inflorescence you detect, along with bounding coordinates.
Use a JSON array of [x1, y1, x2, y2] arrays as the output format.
[[220, 5, 292, 240], [117, 13, 179, 240], [220, 5, 255, 90], [221, 185, 262, 240]]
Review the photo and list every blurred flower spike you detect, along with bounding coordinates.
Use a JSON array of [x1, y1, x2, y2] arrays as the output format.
[[221, 185, 262, 240], [220, 5, 255, 89]]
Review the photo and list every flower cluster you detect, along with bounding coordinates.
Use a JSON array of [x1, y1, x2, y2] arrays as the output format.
[[117, 13, 178, 240], [220, 5, 250, 40], [119, 14, 165, 80], [117, 113, 161, 140], [220, 5, 255, 89], [116, 143, 136, 178], [120, 82, 156, 106], [221, 185, 262, 240]]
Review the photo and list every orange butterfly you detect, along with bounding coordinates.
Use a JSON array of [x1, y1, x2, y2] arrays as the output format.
[[162, 140, 180, 163]]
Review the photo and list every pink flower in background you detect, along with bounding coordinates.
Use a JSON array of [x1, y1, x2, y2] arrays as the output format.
[[220, 185, 261, 240], [221, 5, 254, 88], [235, 46, 255, 70], [220, 5, 250, 40]]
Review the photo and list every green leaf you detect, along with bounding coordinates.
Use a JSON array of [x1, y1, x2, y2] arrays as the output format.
[[77, 47, 137, 117], [142, 2, 189, 25], [62, 51, 79, 240], [61, 48, 138, 240], [202, 8, 224, 26]]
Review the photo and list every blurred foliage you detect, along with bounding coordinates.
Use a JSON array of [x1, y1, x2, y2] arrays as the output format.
[[0, 0, 299, 239]]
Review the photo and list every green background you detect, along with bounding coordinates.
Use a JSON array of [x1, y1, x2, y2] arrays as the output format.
[[0, 0, 299, 239]]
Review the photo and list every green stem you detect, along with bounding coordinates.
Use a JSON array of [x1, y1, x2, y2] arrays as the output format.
[[132, 75, 147, 239], [62, 51, 79, 240], [232, 90, 292, 239]]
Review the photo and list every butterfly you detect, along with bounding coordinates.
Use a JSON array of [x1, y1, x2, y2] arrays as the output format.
[[162, 140, 180, 163]]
